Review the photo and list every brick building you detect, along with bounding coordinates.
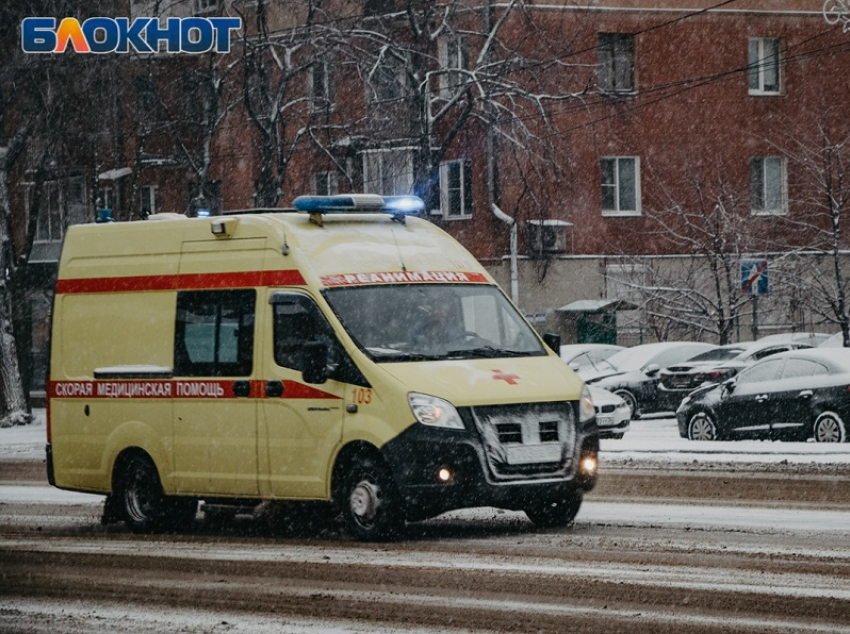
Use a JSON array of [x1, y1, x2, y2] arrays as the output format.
[[7, 0, 850, 396]]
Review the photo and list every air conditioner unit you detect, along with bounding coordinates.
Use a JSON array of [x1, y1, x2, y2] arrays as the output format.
[[527, 220, 571, 255]]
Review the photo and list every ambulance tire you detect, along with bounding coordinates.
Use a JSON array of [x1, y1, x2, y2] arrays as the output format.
[[117, 453, 196, 533], [341, 456, 404, 541], [524, 490, 583, 528]]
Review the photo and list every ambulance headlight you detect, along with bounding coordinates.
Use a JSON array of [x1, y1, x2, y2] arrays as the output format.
[[408, 393, 464, 430], [579, 384, 595, 423]]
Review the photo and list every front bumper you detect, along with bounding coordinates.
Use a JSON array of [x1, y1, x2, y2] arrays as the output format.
[[381, 417, 598, 521]]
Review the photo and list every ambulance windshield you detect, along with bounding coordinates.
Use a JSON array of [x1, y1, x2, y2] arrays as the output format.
[[324, 284, 546, 362]]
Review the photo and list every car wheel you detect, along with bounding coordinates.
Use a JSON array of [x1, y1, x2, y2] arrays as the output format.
[[116, 454, 168, 533], [116, 454, 197, 533], [614, 390, 639, 420], [524, 490, 583, 528], [341, 456, 404, 541], [813, 412, 847, 443], [688, 412, 718, 441]]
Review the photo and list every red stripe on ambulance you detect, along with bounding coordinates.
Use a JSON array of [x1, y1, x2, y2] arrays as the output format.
[[49, 379, 339, 400], [55, 269, 307, 295], [320, 270, 488, 287]]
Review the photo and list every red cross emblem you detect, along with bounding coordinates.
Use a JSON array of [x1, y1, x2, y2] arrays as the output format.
[[492, 369, 520, 385]]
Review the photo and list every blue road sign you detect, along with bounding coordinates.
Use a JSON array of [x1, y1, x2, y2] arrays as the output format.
[[742, 259, 768, 295]]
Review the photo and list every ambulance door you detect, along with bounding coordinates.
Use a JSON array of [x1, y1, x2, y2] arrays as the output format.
[[261, 291, 348, 499], [171, 288, 259, 497]]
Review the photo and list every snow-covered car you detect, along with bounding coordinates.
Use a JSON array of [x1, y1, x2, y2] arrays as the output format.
[[559, 343, 624, 374], [588, 385, 630, 439], [657, 340, 813, 413], [819, 332, 845, 348], [759, 332, 832, 347], [581, 342, 717, 419], [677, 348, 850, 442]]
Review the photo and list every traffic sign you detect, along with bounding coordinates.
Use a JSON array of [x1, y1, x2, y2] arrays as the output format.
[[741, 259, 768, 295]]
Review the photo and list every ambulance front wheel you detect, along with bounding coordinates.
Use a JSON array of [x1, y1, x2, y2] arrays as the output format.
[[116, 453, 196, 533], [523, 490, 583, 528], [341, 456, 404, 541]]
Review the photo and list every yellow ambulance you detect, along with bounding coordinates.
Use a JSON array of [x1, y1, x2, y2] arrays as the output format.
[[47, 194, 598, 539]]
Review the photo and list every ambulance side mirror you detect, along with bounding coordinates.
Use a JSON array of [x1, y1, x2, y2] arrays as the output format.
[[542, 332, 561, 353], [302, 341, 330, 384]]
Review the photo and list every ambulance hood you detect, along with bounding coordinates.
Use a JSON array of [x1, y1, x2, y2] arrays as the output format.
[[374, 354, 585, 407]]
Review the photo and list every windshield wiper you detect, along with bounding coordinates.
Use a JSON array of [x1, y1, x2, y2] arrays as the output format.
[[446, 346, 534, 359], [365, 348, 442, 362]]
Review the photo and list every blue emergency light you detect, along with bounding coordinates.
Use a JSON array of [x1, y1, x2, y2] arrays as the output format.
[[292, 194, 425, 216]]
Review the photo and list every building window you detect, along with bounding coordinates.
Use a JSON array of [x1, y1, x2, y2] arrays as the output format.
[[98, 186, 114, 211], [749, 37, 781, 95], [369, 53, 410, 102], [438, 35, 469, 97], [310, 61, 335, 111], [601, 157, 640, 216], [598, 33, 635, 93], [362, 148, 414, 195], [140, 185, 160, 216], [751, 156, 786, 215], [174, 289, 255, 377], [313, 171, 339, 196], [439, 159, 472, 219]]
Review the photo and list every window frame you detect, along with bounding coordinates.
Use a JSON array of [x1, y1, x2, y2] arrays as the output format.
[[600, 156, 641, 216], [174, 289, 256, 377], [310, 60, 335, 111], [362, 147, 415, 196], [598, 32, 636, 94], [439, 159, 473, 220], [750, 156, 787, 216], [438, 34, 469, 98], [140, 185, 160, 216], [313, 171, 339, 196], [748, 37, 781, 96]]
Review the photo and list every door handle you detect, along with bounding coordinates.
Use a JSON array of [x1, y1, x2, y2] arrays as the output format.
[[755, 394, 768, 402], [265, 380, 284, 398], [232, 380, 251, 398], [798, 390, 813, 399]]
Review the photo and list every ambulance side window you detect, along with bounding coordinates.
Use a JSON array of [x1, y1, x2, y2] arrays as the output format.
[[271, 294, 370, 387], [272, 296, 333, 372], [174, 290, 255, 377]]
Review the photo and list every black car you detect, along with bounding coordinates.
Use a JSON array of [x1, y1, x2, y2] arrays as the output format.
[[657, 340, 813, 413], [677, 348, 850, 442], [581, 341, 717, 419]]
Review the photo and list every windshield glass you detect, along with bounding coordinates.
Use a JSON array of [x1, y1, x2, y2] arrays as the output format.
[[688, 347, 746, 363], [324, 283, 546, 362]]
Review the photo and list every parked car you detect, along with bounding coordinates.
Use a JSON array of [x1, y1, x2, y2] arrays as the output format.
[[657, 340, 814, 413], [678, 348, 850, 442], [559, 343, 625, 374], [819, 332, 846, 348], [581, 342, 717, 419], [588, 385, 631, 439], [759, 332, 832, 347]]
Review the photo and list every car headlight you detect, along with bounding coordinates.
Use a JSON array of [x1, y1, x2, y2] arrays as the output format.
[[408, 393, 464, 430], [616, 399, 631, 412], [579, 384, 595, 423]]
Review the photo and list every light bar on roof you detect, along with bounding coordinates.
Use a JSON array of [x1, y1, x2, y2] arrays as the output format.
[[292, 194, 424, 216]]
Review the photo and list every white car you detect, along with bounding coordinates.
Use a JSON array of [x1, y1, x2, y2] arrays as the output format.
[[589, 385, 631, 439]]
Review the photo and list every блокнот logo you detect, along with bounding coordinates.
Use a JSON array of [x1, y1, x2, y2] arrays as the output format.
[[21, 17, 242, 54]]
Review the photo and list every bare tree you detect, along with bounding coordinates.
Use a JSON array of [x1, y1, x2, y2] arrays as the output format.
[[235, 0, 320, 207], [311, 0, 587, 211], [776, 112, 850, 346], [616, 161, 756, 344]]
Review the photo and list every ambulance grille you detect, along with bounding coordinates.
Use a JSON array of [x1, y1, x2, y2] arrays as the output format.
[[469, 402, 576, 480]]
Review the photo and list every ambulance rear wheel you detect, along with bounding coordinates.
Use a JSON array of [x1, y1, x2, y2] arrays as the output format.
[[116, 454, 170, 533], [342, 457, 404, 541]]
